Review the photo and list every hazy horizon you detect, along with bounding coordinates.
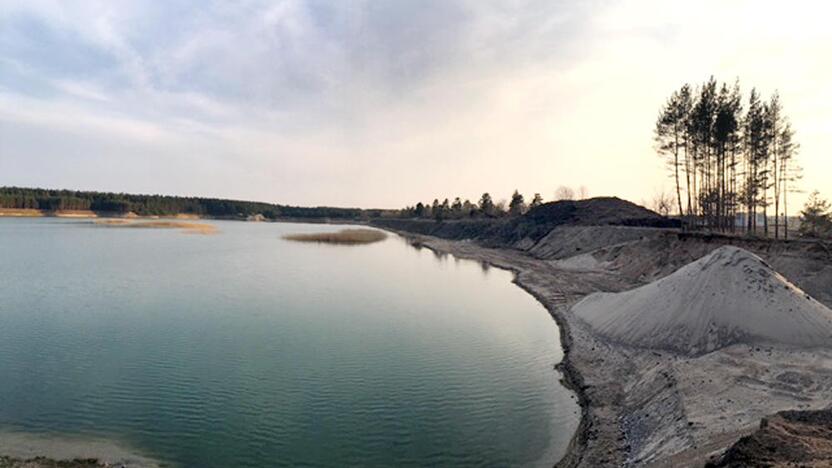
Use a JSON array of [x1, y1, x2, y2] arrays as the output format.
[[1, 0, 830, 209]]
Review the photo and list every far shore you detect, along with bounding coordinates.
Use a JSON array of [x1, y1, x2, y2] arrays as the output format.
[[0, 208, 371, 226], [0, 208, 201, 220], [93, 219, 217, 234]]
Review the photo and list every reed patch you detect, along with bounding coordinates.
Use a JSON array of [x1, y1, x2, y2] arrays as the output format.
[[282, 228, 387, 245]]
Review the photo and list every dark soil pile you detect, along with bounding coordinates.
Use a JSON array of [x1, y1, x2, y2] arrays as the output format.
[[373, 197, 678, 246], [707, 408, 832, 467]]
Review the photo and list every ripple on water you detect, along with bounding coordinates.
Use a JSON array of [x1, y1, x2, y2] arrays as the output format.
[[0, 219, 579, 467]]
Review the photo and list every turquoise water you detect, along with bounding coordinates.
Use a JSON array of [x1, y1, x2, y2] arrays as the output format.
[[0, 218, 578, 467]]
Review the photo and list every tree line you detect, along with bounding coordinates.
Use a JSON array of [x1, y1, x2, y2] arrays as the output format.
[[0, 187, 373, 220], [655, 77, 801, 238], [400, 191, 546, 220]]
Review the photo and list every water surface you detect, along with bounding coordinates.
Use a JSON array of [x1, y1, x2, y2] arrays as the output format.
[[0, 218, 578, 467]]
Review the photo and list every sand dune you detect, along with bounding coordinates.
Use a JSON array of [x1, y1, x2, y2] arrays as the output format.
[[574, 246, 832, 355]]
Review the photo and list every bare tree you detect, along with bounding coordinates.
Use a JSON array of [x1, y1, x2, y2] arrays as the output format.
[[554, 186, 575, 201], [578, 186, 589, 199], [651, 190, 675, 217]]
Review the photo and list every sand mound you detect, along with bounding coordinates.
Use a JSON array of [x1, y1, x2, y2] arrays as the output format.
[[574, 246, 832, 355]]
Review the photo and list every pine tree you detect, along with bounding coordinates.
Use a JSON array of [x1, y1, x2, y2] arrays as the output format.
[[451, 197, 463, 218], [509, 190, 526, 216], [799, 191, 832, 238], [479, 193, 494, 217], [529, 193, 543, 209]]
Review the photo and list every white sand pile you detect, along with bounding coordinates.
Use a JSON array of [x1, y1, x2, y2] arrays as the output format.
[[574, 246, 832, 355]]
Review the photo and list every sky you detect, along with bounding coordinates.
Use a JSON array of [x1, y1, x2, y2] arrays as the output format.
[[0, 0, 830, 209]]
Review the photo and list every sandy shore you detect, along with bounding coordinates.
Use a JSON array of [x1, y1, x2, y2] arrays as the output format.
[[389, 229, 832, 467], [0, 209, 207, 220], [93, 219, 218, 234], [0, 431, 159, 468]]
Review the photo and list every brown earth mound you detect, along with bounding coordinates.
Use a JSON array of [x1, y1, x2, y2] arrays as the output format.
[[707, 408, 832, 467], [523, 196, 671, 227]]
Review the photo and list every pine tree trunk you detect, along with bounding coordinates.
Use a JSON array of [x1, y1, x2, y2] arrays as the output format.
[[674, 131, 683, 218]]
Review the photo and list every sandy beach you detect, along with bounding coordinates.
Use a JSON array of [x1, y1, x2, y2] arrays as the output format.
[[0, 431, 159, 468]]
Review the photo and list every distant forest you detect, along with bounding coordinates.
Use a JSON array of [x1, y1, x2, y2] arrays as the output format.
[[0, 187, 380, 220], [655, 77, 802, 239]]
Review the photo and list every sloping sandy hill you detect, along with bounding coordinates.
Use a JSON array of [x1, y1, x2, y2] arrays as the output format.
[[574, 246, 832, 355]]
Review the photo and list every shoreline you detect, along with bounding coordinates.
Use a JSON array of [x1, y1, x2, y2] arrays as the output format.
[[0, 209, 201, 220], [384, 227, 832, 467], [0, 209, 372, 225], [390, 229, 593, 467], [0, 430, 159, 468]]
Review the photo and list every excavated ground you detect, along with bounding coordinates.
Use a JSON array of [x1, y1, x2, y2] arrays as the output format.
[[705, 408, 832, 467], [393, 226, 832, 467]]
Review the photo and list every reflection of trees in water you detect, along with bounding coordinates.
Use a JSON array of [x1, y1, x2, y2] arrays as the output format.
[[401, 236, 485, 272]]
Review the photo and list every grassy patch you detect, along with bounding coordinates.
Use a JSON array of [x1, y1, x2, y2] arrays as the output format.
[[283, 228, 387, 245]]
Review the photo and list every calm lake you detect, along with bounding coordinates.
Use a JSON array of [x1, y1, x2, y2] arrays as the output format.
[[0, 218, 578, 467]]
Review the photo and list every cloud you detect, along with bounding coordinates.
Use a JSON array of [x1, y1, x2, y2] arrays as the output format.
[[0, 0, 830, 207]]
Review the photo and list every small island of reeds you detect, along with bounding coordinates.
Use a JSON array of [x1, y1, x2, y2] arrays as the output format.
[[283, 228, 387, 245]]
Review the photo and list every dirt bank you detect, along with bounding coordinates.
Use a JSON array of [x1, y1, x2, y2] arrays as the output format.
[[706, 408, 832, 467]]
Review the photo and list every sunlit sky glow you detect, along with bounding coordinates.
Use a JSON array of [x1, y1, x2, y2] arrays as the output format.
[[1, 0, 829, 208]]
